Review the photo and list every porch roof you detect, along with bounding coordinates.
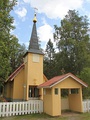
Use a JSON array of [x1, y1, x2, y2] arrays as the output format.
[[38, 73, 88, 88]]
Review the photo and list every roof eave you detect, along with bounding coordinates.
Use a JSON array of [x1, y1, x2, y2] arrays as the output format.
[[38, 86, 51, 88], [23, 50, 44, 57]]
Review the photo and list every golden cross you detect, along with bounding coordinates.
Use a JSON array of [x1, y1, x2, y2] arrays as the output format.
[[34, 7, 38, 14]]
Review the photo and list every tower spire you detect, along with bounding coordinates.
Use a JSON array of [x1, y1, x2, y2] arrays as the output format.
[[28, 12, 43, 55]]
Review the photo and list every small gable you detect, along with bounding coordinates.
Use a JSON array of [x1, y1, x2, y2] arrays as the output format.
[[53, 77, 83, 88], [38, 73, 88, 88]]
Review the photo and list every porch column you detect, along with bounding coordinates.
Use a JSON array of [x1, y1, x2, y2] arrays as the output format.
[[69, 87, 83, 112]]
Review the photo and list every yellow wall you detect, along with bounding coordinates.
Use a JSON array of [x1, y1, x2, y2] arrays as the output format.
[[43, 88, 53, 116], [69, 88, 83, 112], [54, 77, 82, 88], [24, 53, 44, 100], [52, 87, 61, 116], [4, 81, 13, 100], [13, 68, 24, 100], [4, 82, 10, 98], [27, 53, 43, 85]]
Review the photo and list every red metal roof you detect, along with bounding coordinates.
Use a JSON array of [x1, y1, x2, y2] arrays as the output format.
[[5, 63, 24, 82], [38, 73, 88, 88]]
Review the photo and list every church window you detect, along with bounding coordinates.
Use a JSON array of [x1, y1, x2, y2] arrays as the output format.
[[55, 88, 58, 95]]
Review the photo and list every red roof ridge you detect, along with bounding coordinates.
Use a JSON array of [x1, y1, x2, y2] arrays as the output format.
[[38, 73, 68, 88], [5, 63, 24, 82]]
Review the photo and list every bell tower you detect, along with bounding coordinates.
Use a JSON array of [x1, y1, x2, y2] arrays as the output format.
[[24, 13, 44, 100]]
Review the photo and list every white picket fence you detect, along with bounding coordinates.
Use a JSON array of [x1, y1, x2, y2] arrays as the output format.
[[0, 100, 43, 117], [0, 99, 90, 117], [83, 99, 90, 112]]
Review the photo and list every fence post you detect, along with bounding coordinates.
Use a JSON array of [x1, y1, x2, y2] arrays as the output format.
[[87, 99, 89, 112]]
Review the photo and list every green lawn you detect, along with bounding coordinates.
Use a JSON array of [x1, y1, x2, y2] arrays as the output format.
[[0, 113, 90, 120]]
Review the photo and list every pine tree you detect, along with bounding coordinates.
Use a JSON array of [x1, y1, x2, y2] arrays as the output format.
[[0, 0, 26, 82], [79, 67, 90, 98], [54, 10, 90, 75], [0, 0, 17, 81], [9, 36, 26, 73], [44, 39, 55, 79]]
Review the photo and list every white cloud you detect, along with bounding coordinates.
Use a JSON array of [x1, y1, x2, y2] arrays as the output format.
[[29, 0, 84, 19], [23, 0, 30, 3], [15, 7, 27, 18], [37, 19, 54, 49], [37, 21, 53, 42]]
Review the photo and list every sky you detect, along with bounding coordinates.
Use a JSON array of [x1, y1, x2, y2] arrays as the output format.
[[11, 0, 90, 50]]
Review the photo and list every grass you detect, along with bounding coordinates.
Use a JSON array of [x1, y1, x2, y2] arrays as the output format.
[[0, 113, 90, 120]]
